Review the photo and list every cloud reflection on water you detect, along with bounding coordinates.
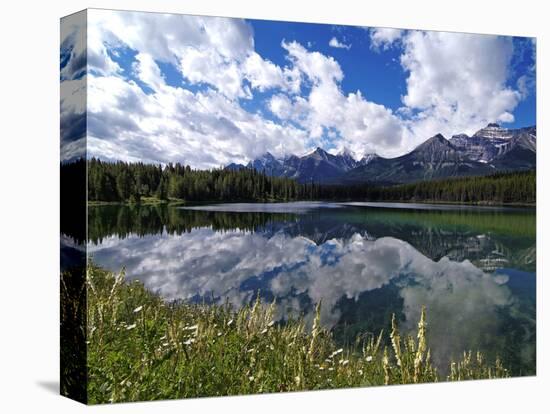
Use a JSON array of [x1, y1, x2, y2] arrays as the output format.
[[89, 228, 523, 365]]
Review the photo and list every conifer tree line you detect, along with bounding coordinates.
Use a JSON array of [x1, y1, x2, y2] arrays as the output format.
[[66, 158, 535, 204], [85, 158, 318, 202], [318, 170, 536, 204], [375, 170, 535, 204]]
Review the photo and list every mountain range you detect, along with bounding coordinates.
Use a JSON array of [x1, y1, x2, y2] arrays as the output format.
[[226, 124, 536, 185]]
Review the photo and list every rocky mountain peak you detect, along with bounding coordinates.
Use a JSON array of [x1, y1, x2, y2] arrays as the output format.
[[473, 123, 514, 141], [415, 133, 451, 151]]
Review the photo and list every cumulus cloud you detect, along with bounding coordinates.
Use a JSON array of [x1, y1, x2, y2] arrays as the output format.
[[399, 31, 522, 140], [88, 10, 295, 100], [134, 52, 165, 90], [329, 37, 351, 50], [60, 13, 87, 162], [369, 28, 404, 51], [60, 22, 87, 81], [271, 41, 407, 157], [87, 72, 309, 166], [85, 10, 311, 167], [268, 94, 294, 120]]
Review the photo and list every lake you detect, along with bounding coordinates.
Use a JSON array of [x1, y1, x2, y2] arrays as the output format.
[[86, 201, 536, 376]]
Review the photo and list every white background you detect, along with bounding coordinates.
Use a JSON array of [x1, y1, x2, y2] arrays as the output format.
[[0, 0, 547, 412]]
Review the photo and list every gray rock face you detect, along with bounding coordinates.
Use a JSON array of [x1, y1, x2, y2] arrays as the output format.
[[450, 124, 536, 163], [246, 152, 286, 176], [473, 123, 516, 141], [244, 147, 378, 183], [282, 147, 353, 183], [341, 134, 494, 185], [449, 133, 499, 163]]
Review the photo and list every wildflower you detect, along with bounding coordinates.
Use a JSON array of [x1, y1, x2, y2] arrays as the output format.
[[126, 324, 136, 330], [248, 376, 254, 381], [340, 359, 349, 366], [227, 319, 234, 326], [133, 305, 143, 313], [247, 348, 255, 353], [184, 324, 198, 330], [366, 356, 373, 362], [183, 338, 195, 345], [358, 369, 364, 375]]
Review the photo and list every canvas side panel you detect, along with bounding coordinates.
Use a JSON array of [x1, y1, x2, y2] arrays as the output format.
[[60, 9, 88, 404]]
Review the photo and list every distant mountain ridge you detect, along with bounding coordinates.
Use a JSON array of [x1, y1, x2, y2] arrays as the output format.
[[226, 123, 536, 185], [226, 147, 379, 183], [449, 124, 536, 163]]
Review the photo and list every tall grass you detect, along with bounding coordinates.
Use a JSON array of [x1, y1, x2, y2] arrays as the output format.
[[84, 264, 509, 404]]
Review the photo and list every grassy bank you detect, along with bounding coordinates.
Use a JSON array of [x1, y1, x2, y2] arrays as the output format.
[[84, 265, 509, 404]]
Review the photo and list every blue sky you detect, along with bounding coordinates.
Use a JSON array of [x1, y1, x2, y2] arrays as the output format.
[[251, 20, 408, 112], [60, 10, 536, 167]]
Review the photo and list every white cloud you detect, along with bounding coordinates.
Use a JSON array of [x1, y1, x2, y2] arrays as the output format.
[[272, 41, 407, 157], [85, 9, 313, 167], [268, 94, 293, 120], [242, 52, 289, 92], [89, 11, 253, 65], [283, 40, 343, 85], [87, 71, 308, 167], [134, 53, 165, 90], [329, 37, 351, 50], [60, 14, 87, 162], [399, 31, 522, 140], [60, 14, 87, 81], [370, 28, 403, 51], [87, 9, 292, 100], [179, 47, 250, 99]]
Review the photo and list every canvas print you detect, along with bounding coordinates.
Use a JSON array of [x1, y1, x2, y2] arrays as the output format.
[[60, 8, 536, 404]]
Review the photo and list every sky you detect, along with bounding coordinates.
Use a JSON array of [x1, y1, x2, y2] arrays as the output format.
[[60, 9, 536, 168]]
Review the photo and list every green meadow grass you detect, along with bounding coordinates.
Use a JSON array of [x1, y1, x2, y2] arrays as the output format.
[[81, 264, 509, 404]]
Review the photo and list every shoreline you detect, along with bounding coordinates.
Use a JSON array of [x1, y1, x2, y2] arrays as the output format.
[[87, 198, 536, 209]]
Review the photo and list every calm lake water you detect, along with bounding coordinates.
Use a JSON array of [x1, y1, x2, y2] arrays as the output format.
[[86, 202, 536, 375]]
